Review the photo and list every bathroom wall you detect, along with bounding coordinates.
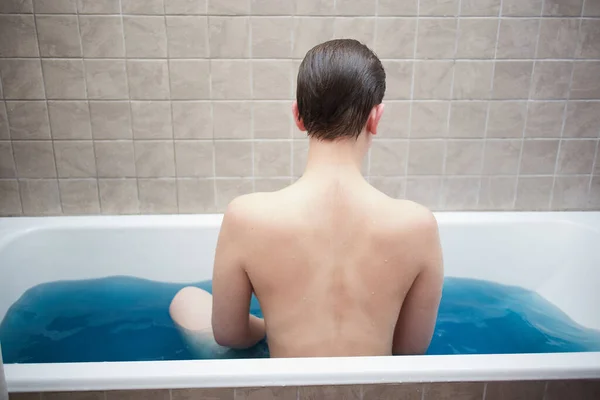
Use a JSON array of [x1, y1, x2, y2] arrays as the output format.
[[0, 0, 598, 217]]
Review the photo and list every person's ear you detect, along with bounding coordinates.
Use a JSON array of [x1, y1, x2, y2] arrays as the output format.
[[366, 103, 385, 135], [292, 101, 306, 132]]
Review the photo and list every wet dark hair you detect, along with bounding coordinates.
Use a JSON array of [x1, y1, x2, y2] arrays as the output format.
[[296, 39, 386, 140]]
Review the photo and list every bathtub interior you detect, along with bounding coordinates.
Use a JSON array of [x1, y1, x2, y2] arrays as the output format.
[[0, 213, 599, 340]]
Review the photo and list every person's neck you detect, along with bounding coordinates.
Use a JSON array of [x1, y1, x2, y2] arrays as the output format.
[[301, 134, 369, 181]]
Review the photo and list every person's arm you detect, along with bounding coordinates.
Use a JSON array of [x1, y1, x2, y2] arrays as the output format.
[[211, 199, 266, 349], [392, 213, 443, 355]]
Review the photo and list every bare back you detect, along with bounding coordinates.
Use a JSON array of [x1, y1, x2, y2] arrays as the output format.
[[213, 178, 443, 358]]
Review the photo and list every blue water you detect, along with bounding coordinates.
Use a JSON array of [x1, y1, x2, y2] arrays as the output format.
[[1, 277, 599, 363]]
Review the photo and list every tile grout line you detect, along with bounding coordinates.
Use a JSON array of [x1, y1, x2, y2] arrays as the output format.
[[478, 0, 503, 209], [32, 9, 64, 215], [289, 0, 297, 184], [549, 0, 585, 209], [2, 71, 23, 215], [405, 0, 421, 194], [482, 382, 487, 400], [368, 0, 379, 182], [74, 1, 101, 215], [515, 0, 544, 209], [249, 7, 256, 195], [206, 6, 218, 213]]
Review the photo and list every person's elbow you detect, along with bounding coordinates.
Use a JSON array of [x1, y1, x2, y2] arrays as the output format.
[[212, 322, 250, 349]]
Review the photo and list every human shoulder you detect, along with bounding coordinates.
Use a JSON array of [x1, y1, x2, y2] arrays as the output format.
[[386, 199, 438, 234], [223, 191, 282, 230]]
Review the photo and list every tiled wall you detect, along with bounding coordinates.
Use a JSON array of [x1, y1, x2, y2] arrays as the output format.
[[9, 380, 600, 400], [0, 0, 599, 216]]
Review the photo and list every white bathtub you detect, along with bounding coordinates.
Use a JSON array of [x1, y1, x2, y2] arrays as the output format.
[[0, 213, 599, 393]]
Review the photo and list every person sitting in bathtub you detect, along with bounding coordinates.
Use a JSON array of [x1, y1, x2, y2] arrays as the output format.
[[169, 39, 444, 358]]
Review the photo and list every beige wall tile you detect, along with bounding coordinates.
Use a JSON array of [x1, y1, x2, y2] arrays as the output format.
[[254, 178, 291, 192], [525, 102, 565, 138], [292, 139, 308, 176], [34, 0, 76, 13], [590, 178, 600, 209], [54, 141, 96, 178], [382, 61, 413, 100], [173, 101, 213, 139], [295, 0, 334, 15], [213, 102, 252, 139], [571, 62, 600, 100], [456, 19, 498, 59], [0, 15, 39, 57], [2, 0, 34, 12], [375, 18, 416, 59], [584, 1, 600, 16], [131, 101, 173, 139], [90, 101, 133, 139], [6, 101, 51, 140], [545, 380, 600, 400], [170, 60, 210, 100], [531, 61, 572, 100], [0, 141, 16, 178], [209, 17, 250, 58], [520, 139, 560, 175], [13, 141, 56, 178], [333, 17, 376, 47], [20, 179, 61, 215], [407, 139, 444, 175], [405, 176, 442, 209], [48, 101, 92, 140], [59, 179, 100, 215], [460, 0, 501, 16], [370, 140, 408, 176], [98, 178, 139, 214], [410, 102, 449, 138], [335, 0, 375, 15], [557, 140, 596, 174], [85, 60, 129, 100], [370, 177, 405, 198], [253, 61, 292, 100], [251, 0, 294, 15], [252, 17, 293, 58], [413, 61, 454, 100], [175, 140, 213, 177], [254, 141, 291, 177], [363, 383, 422, 400], [453, 61, 493, 100], [378, 0, 418, 15], [77, 0, 120, 13], [487, 101, 527, 138], [0, 59, 44, 99], [215, 178, 253, 210], [122, 0, 164, 14], [127, 60, 170, 100], [215, 141, 252, 176], [177, 178, 215, 213], [378, 101, 410, 138], [445, 140, 484, 175], [537, 19, 579, 59], [95, 141, 136, 177], [577, 20, 600, 59], [208, 0, 249, 14], [496, 19, 539, 59], [253, 102, 292, 139], [138, 179, 178, 214], [424, 382, 484, 400], [552, 175, 590, 210], [478, 176, 516, 210], [502, 0, 543, 16], [0, 103, 8, 140], [36, 15, 81, 57], [492, 61, 533, 100], [42, 59, 86, 100], [135, 140, 176, 177], [543, 0, 583, 16], [416, 18, 457, 59], [292, 17, 334, 58], [448, 101, 487, 138], [80, 16, 124, 58], [211, 60, 251, 100], [0, 180, 22, 216], [564, 102, 600, 138], [166, 16, 208, 58], [165, 0, 206, 14], [483, 139, 521, 174], [440, 177, 479, 209], [123, 16, 167, 58], [420, 0, 459, 16], [298, 385, 360, 400]]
